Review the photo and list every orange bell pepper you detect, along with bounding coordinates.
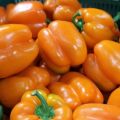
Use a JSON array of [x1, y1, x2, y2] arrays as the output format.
[[107, 87, 120, 107], [0, 66, 50, 108], [7, 1, 47, 38], [83, 53, 116, 91], [0, 6, 7, 24], [10, 90, 72, 120], [73, 103, 120, 120], [38, 20, 87, 73], [44, 0, 81, 21], [7, 1, 46, 24], [49, 72, 103, 110], [72, 8, 116, 48], [94, 40, 120, 84], [0, 24, 39, 78]]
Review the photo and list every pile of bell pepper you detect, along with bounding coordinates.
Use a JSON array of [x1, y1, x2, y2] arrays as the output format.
[[0, 0, 120, 120]]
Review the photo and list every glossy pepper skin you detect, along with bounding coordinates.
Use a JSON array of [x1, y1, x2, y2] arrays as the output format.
[[72, 8, 115, 48], [10, 90, 72, 120], [0, 6, 7, 24], [49, 72, 103, 110], [7, 1, 47, 38], [107, 87, 120, 107], [83, 54, 116, 91], [7, 1, 46, 24], [94, 40, 120, 85], [0, 24, 39, 78], [44, 0, 81, 21], [73, 103, 120, 120], [0, 66, 50, 108], [38, 20, 87, 73]]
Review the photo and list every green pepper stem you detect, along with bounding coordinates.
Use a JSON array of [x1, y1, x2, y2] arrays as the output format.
[[72, 11, 84, 31], [0, 105, 3, 120], [114, 12, 120, 22], [32, 90, 55, 120]]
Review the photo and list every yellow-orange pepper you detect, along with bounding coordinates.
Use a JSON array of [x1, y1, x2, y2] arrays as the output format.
[[49, 72, 103, 110], [0, 66, 50, 108], [10, 90, 72, 120], [44, 0, 81, 21], [38, 20, 87, 73], [0, 24, 39, 78], [72, 8, 116, 48]]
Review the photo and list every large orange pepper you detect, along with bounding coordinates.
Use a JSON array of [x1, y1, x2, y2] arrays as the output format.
[[107, 87, 120, 107], [73, 103, 120, 120], [10, 90, 72, 120], [83, 53, 116, 91], [49, 72, 103, 110], [0, 24, 39, 78], [0, 6, 7, 24], [38, 20, 87, 73], [7, 1, 47, 38], [94, 40, 120, 85], [0, 66, 50, 108], [44, 0, 81, 21], [72, 8, 116, 48]]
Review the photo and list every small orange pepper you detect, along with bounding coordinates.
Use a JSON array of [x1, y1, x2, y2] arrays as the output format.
[[0, 66, 50, 108], [72, 8, 116, 48], [49, 72, 103, 110], [44, 0, 81, 21]]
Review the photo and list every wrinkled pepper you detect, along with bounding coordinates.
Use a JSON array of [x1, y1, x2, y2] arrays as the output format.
[[72, 8, 116, 48], [0, 66, 50, 108], [7, 1, 47, 38], [83, 53, 116, 91], [107, 87, 120, 107], [0, 6, 7, 24], [49, 72, 103, 110], [73, 103, 120, 120], [94, 40, 120, 84], [38, 20, 87, 73], [10, 90, 72, 120], [0, 24, 39, 78], [44, 0, 81, 21]]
